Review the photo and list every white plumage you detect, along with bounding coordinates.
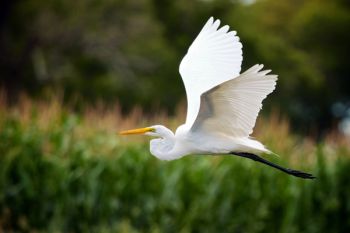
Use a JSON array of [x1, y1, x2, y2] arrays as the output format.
[[179, 17, 243, 127], [191, 64, 277, 138], [120, 17, 314, 179]]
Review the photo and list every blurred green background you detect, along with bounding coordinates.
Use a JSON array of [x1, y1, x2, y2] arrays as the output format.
[[1, 0, 350, 132], [0, 0, 350, 232]]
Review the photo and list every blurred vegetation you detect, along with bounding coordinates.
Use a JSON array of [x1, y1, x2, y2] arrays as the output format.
[[0, 96, 350, 232], [0, 0, 349, 132], [1, 1, 350, 231]]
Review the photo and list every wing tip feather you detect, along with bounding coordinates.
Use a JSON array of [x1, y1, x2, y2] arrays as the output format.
[[213, 18, 221, 30], [243, 65, 278, 81]]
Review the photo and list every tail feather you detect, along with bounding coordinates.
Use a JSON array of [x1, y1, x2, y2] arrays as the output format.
[[234, 137, 271, 154]]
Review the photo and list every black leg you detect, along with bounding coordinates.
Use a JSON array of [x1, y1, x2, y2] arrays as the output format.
[[230, 152, 315, 179]]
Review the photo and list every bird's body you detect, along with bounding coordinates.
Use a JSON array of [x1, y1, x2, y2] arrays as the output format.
[[120, 17, 315, 179], [149, 125, 268, 161]]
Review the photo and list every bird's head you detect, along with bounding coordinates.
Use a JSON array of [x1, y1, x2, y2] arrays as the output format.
[[120, 125, 178, 160], [119, 125, 173, 138], [120, 125, 179, 160]]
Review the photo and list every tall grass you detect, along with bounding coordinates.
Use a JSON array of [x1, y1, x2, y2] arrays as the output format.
[[0, 94, 349, 232]]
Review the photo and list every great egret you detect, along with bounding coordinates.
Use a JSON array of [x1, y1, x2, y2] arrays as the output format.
[[120, 17, 314, 179]]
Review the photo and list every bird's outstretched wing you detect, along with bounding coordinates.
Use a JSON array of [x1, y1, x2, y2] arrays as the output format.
[[191, 65, 277, 137], [179, 17, 243, 128]]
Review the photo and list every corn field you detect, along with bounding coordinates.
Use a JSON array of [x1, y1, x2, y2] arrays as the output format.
[[0, 95, 349, 233]]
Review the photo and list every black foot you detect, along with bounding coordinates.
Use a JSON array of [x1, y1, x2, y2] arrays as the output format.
[[285, 168, 315, 179]]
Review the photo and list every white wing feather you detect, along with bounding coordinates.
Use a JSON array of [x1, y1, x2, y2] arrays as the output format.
[[179, 17, 243, 128], [191, 64, 277, 137]]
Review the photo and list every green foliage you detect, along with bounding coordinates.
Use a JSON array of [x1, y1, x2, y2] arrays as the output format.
[[0, 108, 350, 232]]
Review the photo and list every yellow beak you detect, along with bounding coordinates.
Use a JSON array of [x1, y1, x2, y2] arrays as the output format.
[[119, 127, 154, 135]]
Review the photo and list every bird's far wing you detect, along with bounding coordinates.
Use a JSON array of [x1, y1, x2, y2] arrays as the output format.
[[179, 17, 243, 128], [191, 65, 277, 137]]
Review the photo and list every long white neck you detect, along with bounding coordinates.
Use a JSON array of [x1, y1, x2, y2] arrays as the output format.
[[149, 126, 184, 160]]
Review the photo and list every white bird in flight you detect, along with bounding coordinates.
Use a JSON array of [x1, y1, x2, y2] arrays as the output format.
[[120, 17, 314, 179]]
